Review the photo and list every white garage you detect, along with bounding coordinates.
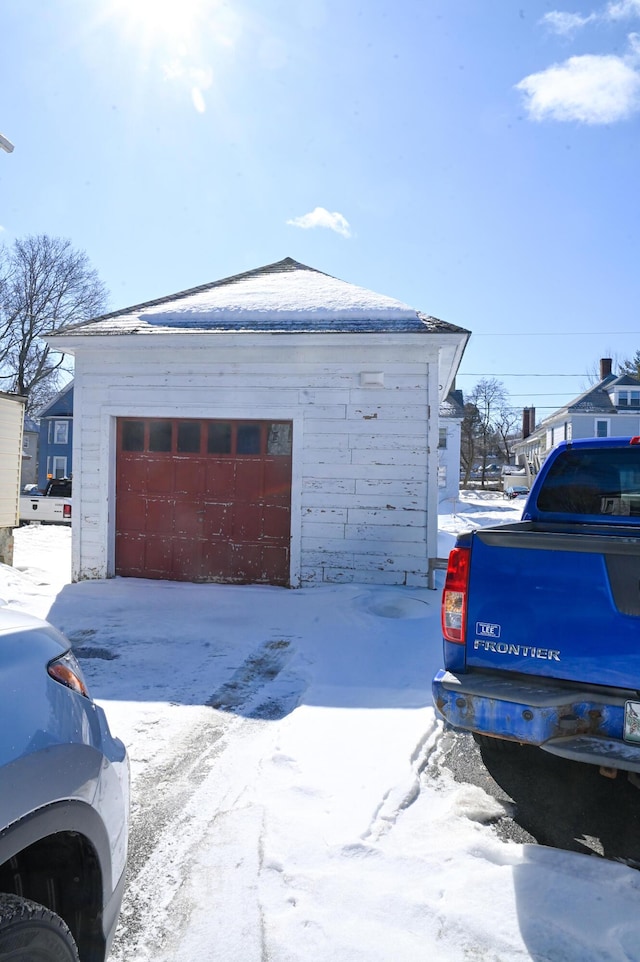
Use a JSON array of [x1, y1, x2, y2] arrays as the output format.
[[48, 257, 469, 587]]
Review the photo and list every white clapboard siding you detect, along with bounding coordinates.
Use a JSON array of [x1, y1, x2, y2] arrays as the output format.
[[69, 336, 440, 586], [0, 394, 24, 528]]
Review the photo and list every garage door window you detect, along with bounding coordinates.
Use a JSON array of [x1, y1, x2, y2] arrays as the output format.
[[268, 423, 292, 455], [237, 423, 261, 454], [149, 420, 172, 451], [178, 421, 201, 453], [122, 420, 144, 451], [120, 419, 292, 458], [207, 422, 231, 454]]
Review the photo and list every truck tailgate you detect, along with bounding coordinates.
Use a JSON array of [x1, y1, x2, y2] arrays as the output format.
[[466, 524, 640, 690]]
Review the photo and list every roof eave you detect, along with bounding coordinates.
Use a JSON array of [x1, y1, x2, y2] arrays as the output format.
[[46, 327, 470, 354]]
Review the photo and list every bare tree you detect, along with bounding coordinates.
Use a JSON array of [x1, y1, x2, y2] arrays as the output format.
[[493, 402, 521, 464], [460, 402, 481, 486], [459, 378, 515, 487], [468, 378, 508, 485], [0, 235, 108, 412]]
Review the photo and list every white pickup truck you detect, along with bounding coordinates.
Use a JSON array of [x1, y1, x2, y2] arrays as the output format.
[[19, 478, 72, 525]]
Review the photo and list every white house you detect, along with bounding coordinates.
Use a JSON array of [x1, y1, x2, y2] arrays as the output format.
[[438, 387, 465, 502], [0, 391, 25, 565], [514, 358, 640, 471], [48, 258, 469, 587]]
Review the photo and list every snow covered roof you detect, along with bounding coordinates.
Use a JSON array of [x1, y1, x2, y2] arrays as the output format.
[[51, 258, 470, 337]]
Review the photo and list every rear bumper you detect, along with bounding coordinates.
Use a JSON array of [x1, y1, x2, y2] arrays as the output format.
[[432, 668, 640, 772]]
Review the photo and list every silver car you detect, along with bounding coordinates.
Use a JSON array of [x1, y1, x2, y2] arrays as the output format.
[[0, 607, 129, 961]]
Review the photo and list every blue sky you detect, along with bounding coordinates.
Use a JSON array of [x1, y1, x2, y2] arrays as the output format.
[[2, 0, 640, 416]]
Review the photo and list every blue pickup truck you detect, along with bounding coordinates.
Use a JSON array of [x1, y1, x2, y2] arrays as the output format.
[[433, 436, 640, 777]]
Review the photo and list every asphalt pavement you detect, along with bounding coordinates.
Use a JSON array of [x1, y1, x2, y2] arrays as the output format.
[[435, 729, 640, 867]]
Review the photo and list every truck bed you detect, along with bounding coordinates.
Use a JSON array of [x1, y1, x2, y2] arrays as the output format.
[[19, 494, 72, 525]]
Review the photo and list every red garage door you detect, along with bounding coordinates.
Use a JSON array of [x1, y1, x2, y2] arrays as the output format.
[[116, 418, 292, 585]]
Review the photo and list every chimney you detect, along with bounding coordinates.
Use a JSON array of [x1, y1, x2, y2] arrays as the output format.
[[522, 406, 536, 439], [600, 357, 612, 380]]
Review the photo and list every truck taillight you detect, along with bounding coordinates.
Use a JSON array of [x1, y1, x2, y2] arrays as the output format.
[[441, 546, 470, 644], [63, 504, 71, 519]]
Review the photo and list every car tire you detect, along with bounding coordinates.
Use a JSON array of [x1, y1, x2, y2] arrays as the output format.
[[0, 894, 79, 961]]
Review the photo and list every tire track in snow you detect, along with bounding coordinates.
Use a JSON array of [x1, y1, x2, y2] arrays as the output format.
[[110, 707, 239, 961], [110, 640, 303, 962]]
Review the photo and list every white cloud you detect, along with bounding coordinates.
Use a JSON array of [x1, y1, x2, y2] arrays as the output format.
[[628, 30, 640, 56], [286, 207, 351, 239], [540, 1, 640, 33], [540, 11, 597, 35], [606, 0, 640, 20], [516, 52, 640, 122]]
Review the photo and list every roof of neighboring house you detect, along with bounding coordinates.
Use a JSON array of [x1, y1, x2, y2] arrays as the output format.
[[35, 380, 74, 419], [440, 388, 465, 419], [544, 372, 640, 419], [49, 258, 471, 338], [514, 370, 640, 454]]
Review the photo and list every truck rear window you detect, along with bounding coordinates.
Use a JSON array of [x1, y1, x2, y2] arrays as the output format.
[[46, 480, 72, 497], [536, 448, 640, 516]]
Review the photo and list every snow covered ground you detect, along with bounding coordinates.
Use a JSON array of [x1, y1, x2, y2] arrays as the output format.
[[5, 493, 640, 962]]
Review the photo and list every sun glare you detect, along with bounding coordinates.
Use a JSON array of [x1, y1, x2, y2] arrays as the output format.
[[102, 0, 240, 112], [111, 0, 204, 49]]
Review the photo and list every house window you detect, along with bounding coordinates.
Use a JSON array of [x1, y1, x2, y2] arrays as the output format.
[[48, 420, 69, 445], [47, 456, 68, 478], [618, 390, 640, 408], [438, 466, 447, 487], [438, 428, 447, 449], [595, 419, 609, 438], [23, 436, 30, 451]]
